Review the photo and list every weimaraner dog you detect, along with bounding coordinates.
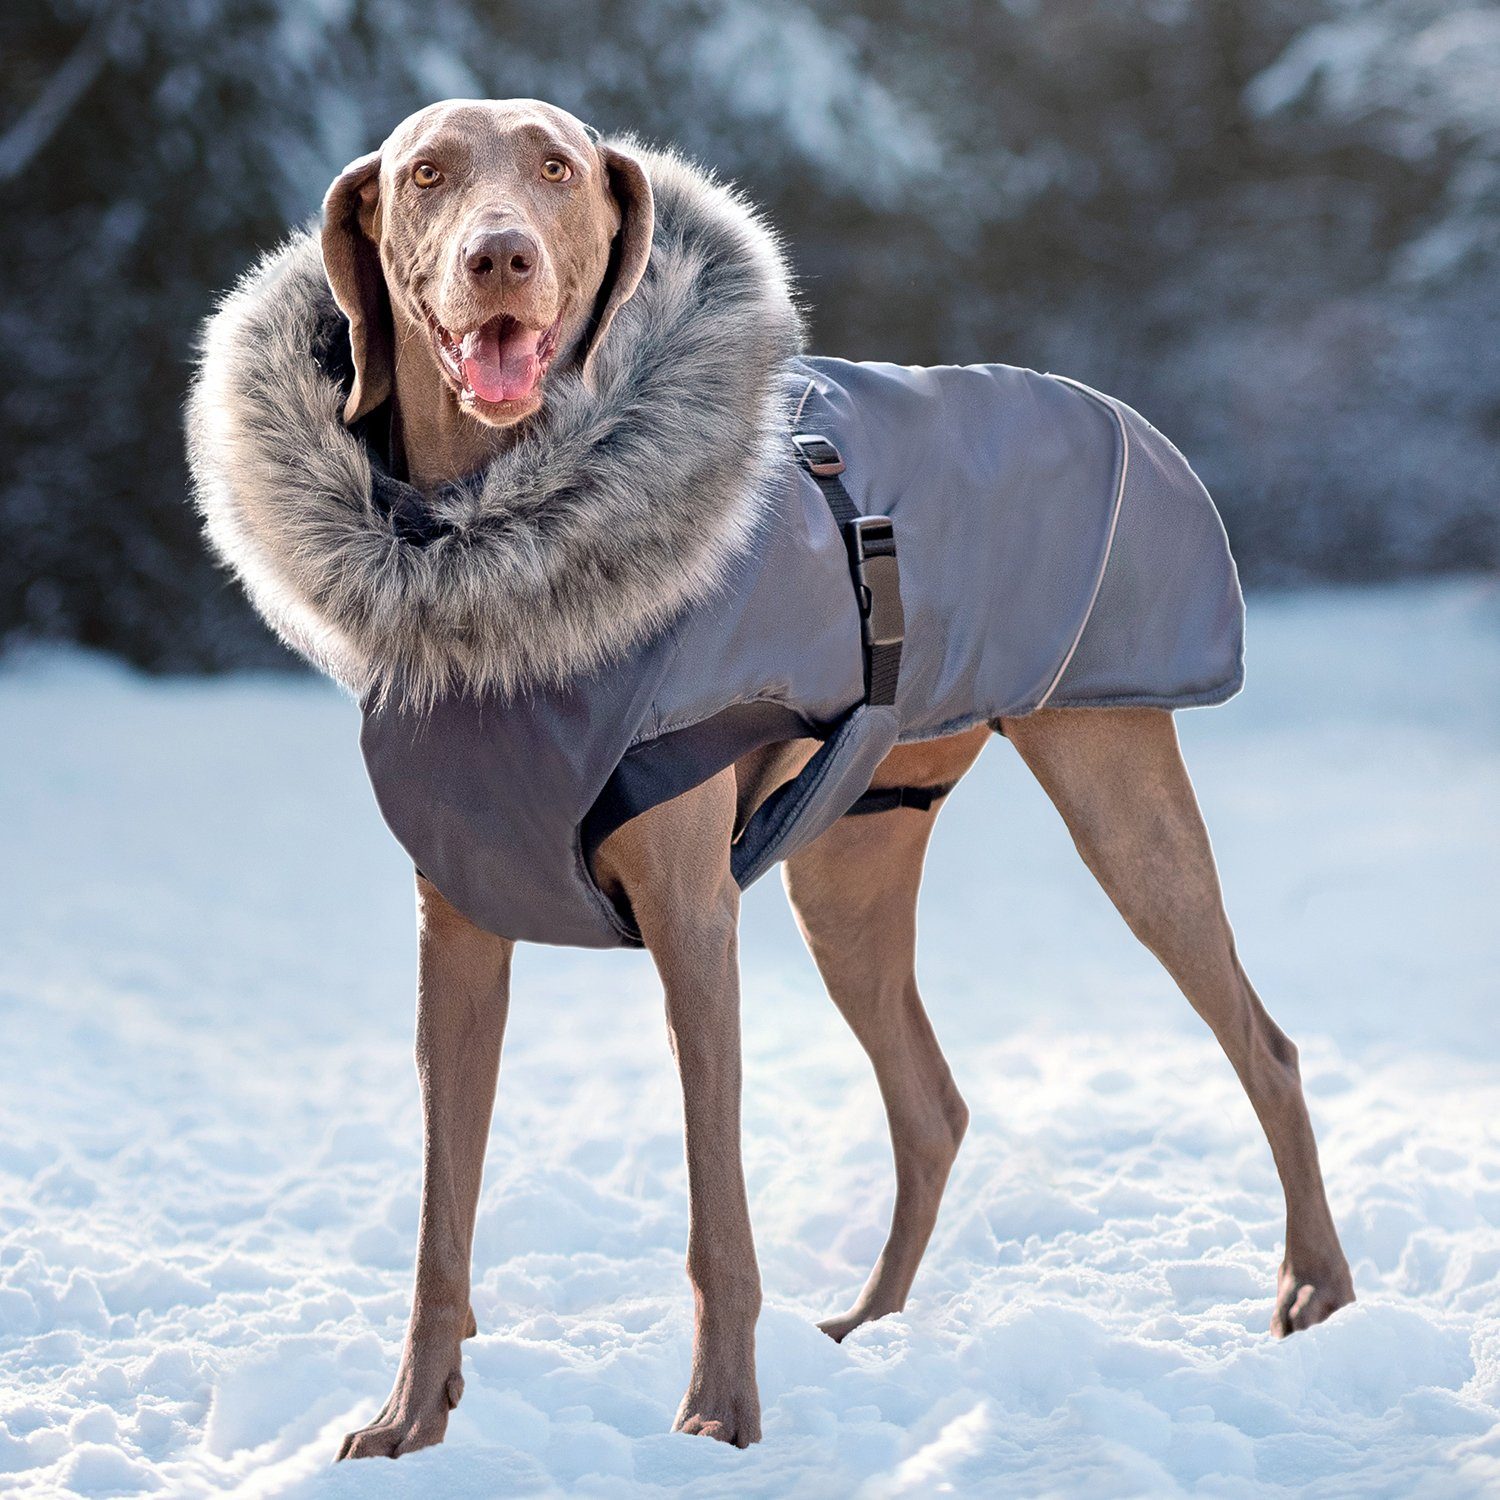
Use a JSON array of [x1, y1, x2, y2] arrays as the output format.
[[314, 99, 1353, 1457]]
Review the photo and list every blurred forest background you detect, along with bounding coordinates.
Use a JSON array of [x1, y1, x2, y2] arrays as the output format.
[[1, 0, 1496, 672]]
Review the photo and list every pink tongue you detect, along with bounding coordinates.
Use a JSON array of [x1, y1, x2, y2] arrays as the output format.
[[460, 321, 543, 403]]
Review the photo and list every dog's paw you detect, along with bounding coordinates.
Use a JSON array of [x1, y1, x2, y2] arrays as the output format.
[[817, 1295, 900, 1343], [336, 1370, 463, 1461], [673, 1384, 761, 1448], [817, 1309, 867, 1343], [1272, 1260, 1355, 1337]]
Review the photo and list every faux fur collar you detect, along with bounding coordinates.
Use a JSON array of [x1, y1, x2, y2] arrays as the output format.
[[187, 143, 803, 706]]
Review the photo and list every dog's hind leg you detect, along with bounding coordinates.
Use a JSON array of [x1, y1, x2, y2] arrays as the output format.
[[1000, 706, 1355, 1335], [782, 728, 987, 1342], [338, 875, 513, 1461]]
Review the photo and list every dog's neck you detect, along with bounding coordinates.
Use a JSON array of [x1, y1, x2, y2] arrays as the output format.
[[390, 336, 514, 491]]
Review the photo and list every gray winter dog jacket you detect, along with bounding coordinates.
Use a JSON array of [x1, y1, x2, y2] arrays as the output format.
[[188, 144, 1243, 950]]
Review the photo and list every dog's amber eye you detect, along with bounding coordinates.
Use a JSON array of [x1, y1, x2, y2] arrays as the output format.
[[412, 162, 442, 188], [540, 158, 572, 183]]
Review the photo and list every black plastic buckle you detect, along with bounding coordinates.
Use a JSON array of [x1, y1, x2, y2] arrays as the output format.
[[846, 516, 904, 651], [792, 433, 846, 478]]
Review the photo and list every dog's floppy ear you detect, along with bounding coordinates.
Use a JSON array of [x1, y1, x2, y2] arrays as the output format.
[[580, 144, 655, 383], [321, 150, 392, 425]]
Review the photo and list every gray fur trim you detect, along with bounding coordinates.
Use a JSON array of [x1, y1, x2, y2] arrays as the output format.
[[186, 143, 803, 706]]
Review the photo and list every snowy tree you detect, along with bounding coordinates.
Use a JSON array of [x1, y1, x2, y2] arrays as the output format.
[[1, 0, 1495, 670]]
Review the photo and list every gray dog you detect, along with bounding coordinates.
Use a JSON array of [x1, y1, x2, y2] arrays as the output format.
[[188, 98, 1354, 1457]]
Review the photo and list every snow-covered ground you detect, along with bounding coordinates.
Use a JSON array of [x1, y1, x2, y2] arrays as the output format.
[[1, 581, 1497, 1499]]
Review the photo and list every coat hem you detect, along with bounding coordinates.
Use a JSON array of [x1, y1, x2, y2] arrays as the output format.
[[893, 663, 1245, 742], [1041, 667, 1245, 713]]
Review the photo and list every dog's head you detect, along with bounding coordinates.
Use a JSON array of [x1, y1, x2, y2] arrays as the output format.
[[321, 99, 654, 427]]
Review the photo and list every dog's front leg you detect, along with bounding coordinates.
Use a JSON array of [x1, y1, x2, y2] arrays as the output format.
[[657, 897, 761, 1447], [339, 874, 513, 1460], [601, 771, 762, 1446]]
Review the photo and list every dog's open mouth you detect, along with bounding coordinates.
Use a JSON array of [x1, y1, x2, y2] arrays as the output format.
[[428, 310, 561, 408]]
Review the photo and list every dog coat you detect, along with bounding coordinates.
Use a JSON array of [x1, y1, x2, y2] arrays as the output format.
[[188, 145, 1243, 950]]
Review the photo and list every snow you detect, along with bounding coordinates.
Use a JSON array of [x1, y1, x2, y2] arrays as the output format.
[[1, 580, 1497, 1498], [684, 3, 942, 204], [1246, 7, 1500, 143]]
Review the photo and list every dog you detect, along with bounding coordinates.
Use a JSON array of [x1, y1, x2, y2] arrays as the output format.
[[188, 98, 1354, 1457]]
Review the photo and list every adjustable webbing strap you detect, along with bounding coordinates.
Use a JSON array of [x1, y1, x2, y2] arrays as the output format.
[[788, 427, 956, 822], [844, 780, 956, 817], [791, 432, 904, 708]]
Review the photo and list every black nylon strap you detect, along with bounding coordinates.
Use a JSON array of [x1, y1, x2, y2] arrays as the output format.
[[844, 780, 956, 817], [867, 642, 902, 705], [792, 430, 904, 708], [800, 450, 860, 527]]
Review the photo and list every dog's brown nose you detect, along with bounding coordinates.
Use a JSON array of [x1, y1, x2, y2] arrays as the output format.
[[464, 228, 537, 282]]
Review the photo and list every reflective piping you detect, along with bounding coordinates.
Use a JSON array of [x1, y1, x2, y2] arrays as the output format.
[[791, 377, 817, 427], [1033, 377, 1131, 711]]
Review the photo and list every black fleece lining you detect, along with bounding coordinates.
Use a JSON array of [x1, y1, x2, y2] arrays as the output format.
[[582, 701, 810, 863]]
